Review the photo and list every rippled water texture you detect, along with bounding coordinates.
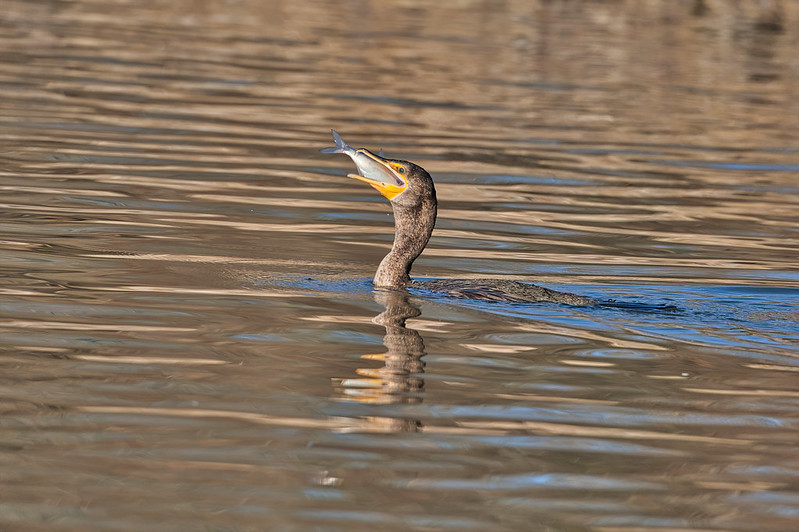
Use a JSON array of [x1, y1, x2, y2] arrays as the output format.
[[2, 1, 799, 530]]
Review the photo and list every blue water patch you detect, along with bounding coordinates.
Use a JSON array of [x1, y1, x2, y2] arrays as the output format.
[[384, 471, 664, 491], [235, 333, 296, 342], [267, 275, 375, 296], [236, 330, 382, 346], [316, 211, 392, 222], [566, 147, 662, 156], [659, 160, 799, 172], [473, 435, 683, 456], [434, 172, 595, 186], [439, 218, 574, 236], [431, 237, 519, 251]]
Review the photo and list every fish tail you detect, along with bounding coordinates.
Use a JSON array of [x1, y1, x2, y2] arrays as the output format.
[[320, 129, 349, 154]]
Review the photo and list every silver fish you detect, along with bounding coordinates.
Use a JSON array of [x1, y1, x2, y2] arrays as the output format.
[[321, 130, 405, 188]]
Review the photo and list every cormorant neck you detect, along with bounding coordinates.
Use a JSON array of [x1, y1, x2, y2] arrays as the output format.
[[373, 196, 437, 288]]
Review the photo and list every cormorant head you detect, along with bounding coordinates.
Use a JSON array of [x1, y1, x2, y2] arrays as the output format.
[[353, 155, 435, 212]]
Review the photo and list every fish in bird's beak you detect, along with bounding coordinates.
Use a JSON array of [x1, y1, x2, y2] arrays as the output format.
[[321, 130, 408, 200]]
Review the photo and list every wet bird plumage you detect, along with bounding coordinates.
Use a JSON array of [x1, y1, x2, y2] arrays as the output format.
[[322, 130, 593, 306]]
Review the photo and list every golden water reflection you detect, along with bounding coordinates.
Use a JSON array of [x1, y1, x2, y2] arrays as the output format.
[[333, 290, 425, 433]]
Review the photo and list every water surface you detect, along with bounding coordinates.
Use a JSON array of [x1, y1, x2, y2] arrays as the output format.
[[1, 1, 798, 530]]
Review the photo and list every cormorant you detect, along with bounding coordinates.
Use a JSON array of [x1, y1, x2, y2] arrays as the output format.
[[322, 130, 593, 305]]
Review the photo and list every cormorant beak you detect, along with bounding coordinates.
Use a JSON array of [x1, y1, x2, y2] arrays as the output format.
[[347, 149, 408, 201]]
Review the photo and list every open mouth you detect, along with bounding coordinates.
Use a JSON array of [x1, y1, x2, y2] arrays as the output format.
[[348, 149, 408, 200]]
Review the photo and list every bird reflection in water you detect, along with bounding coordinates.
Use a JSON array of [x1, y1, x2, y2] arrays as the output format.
[[332, 290, 425, 433]]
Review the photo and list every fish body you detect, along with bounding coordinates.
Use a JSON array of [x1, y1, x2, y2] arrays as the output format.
[[321, 130, 405, 189]]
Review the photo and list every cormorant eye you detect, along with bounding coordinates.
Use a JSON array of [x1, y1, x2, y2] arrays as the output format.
[[398, 167, 406, 174]]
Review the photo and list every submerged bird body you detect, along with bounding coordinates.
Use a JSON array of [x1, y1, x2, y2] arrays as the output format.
[[411, 279, 592, 305], [322, 130, 593, 306]]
